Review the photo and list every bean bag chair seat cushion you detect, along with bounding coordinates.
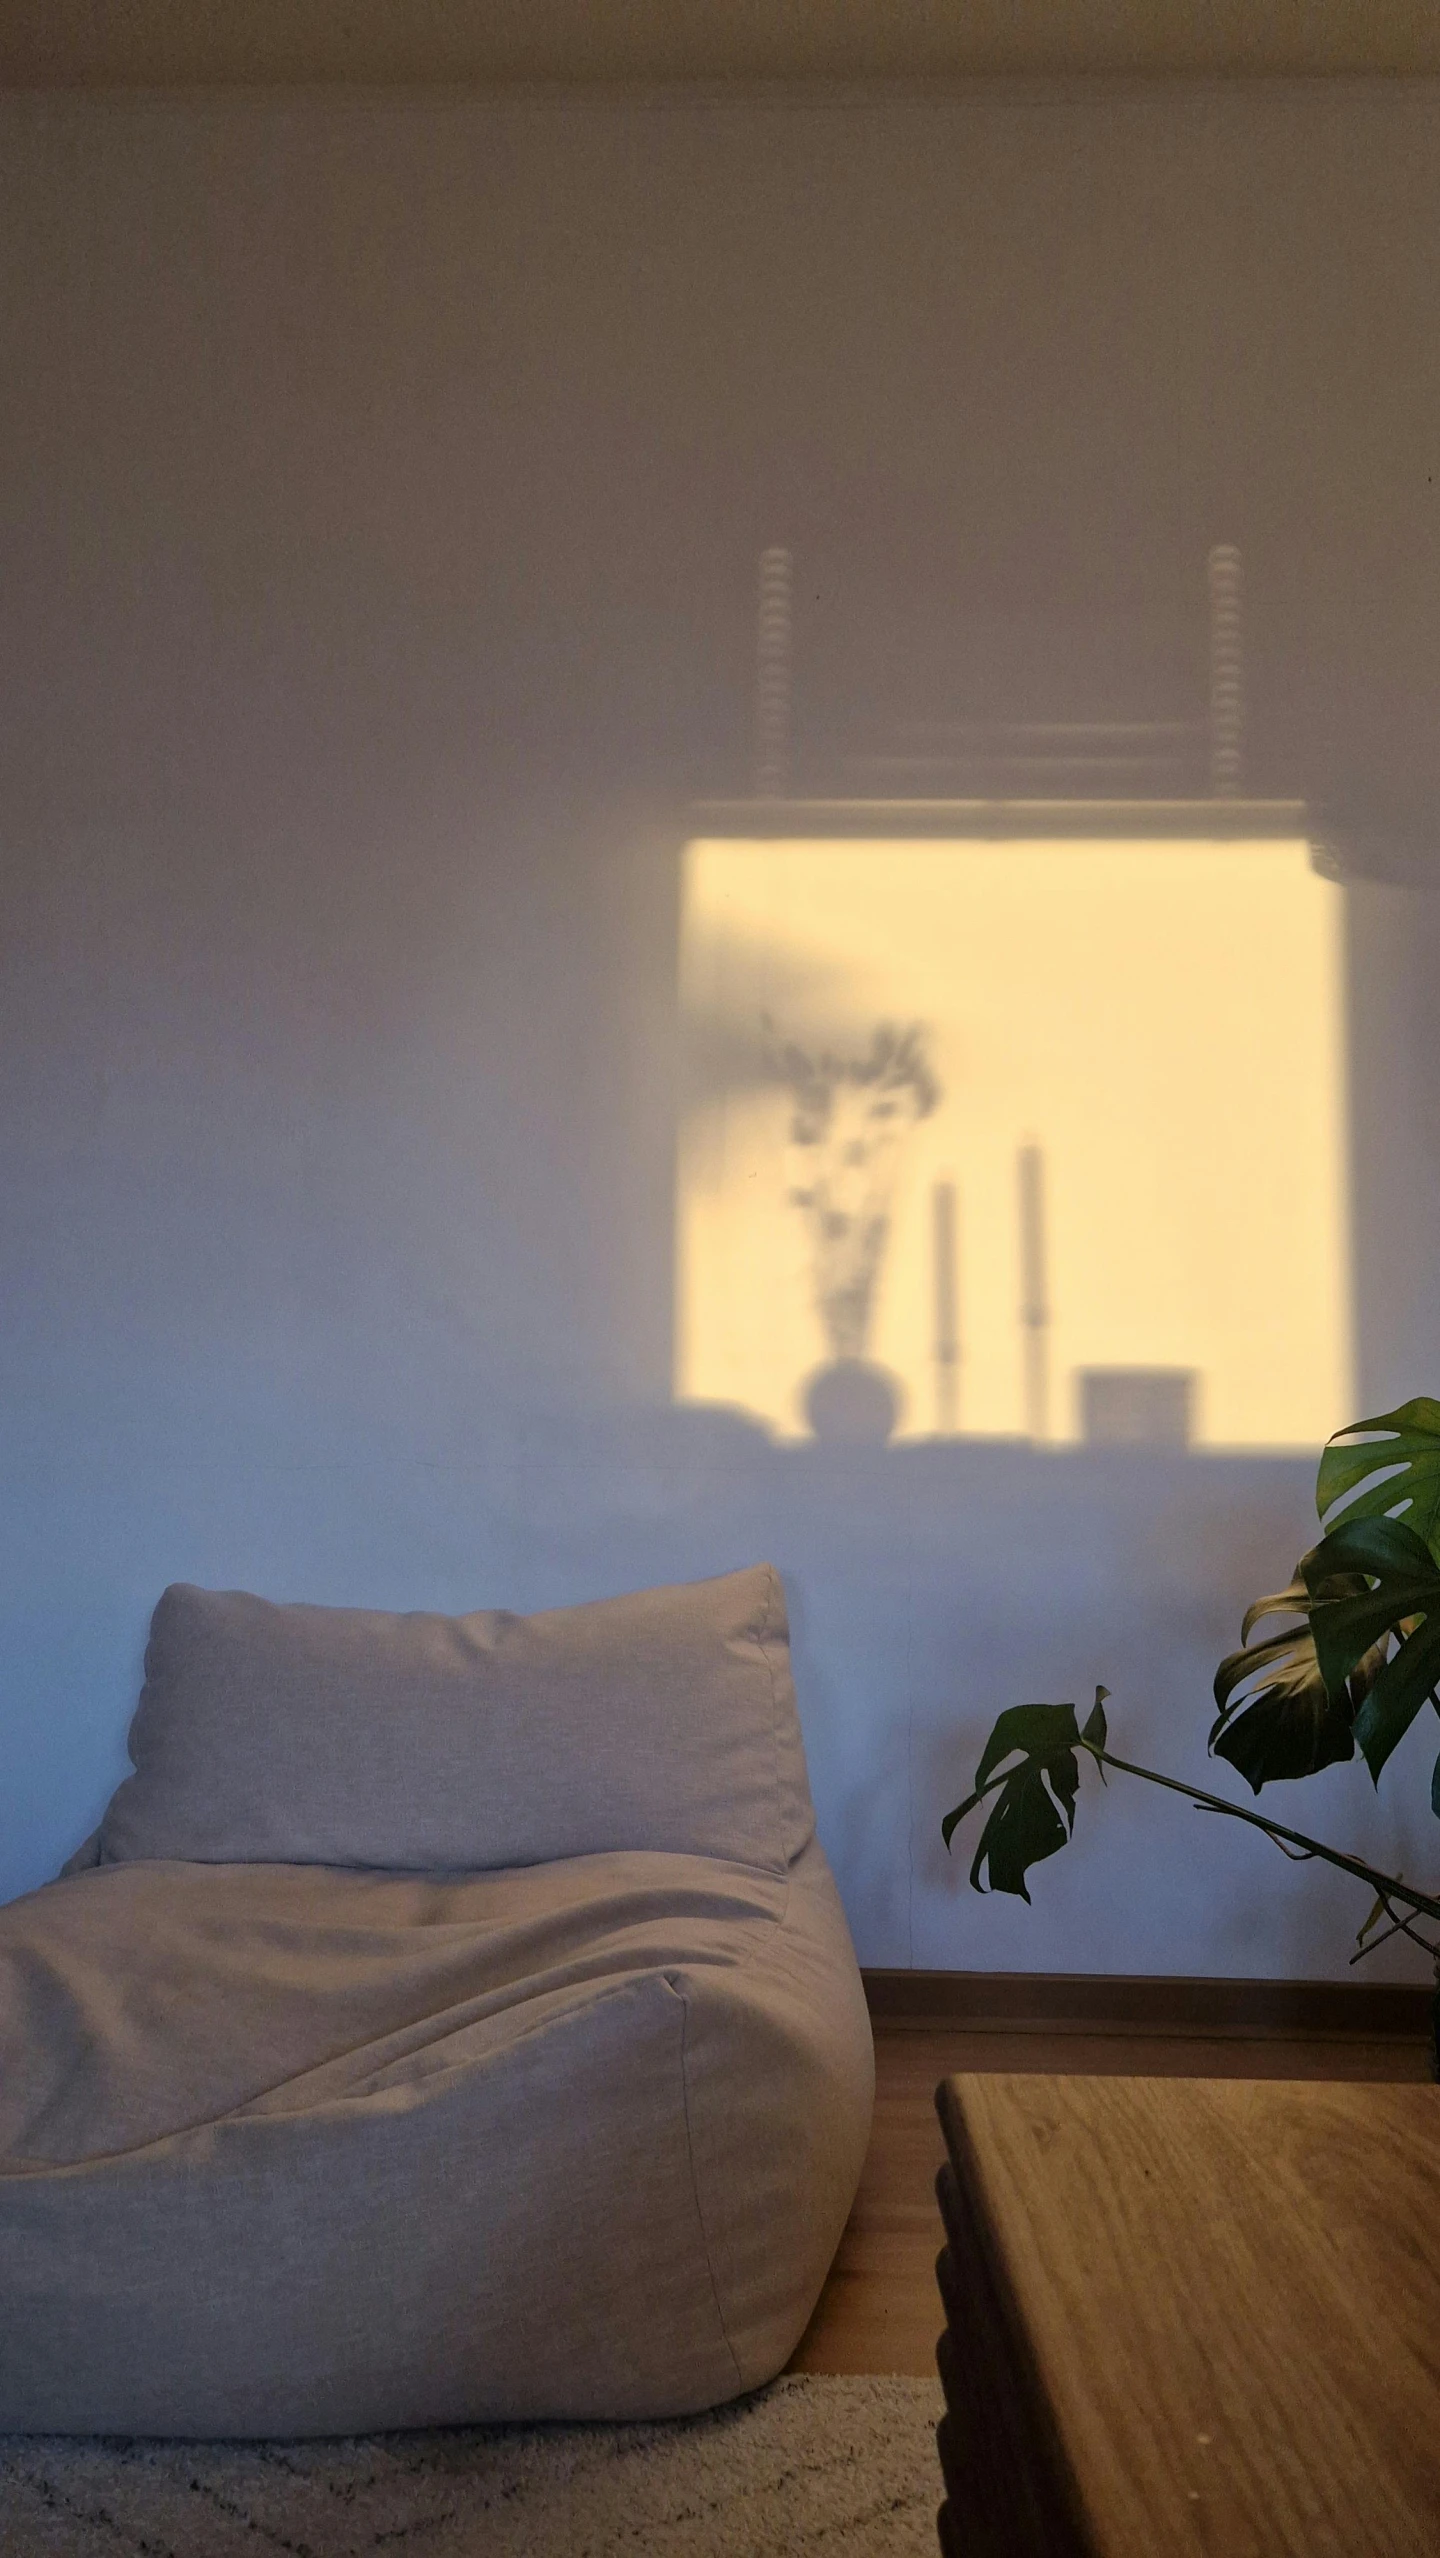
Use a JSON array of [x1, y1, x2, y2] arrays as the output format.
[[0, 1565, 873, 2437]]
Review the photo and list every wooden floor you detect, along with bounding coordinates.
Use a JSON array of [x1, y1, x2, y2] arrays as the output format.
[[786, 2021, 1433, 2376]]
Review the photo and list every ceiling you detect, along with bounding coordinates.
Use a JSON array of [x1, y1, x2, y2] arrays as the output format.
[[4, 0, 1440, 89]]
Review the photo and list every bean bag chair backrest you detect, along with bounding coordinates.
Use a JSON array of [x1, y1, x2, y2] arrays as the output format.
[[87, 1563, 815, 1876]]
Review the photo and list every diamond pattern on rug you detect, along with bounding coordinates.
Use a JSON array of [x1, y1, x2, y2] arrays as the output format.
[[0, 2373, 943, 2558]]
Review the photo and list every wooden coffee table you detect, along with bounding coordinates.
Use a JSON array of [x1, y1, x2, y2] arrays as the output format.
[[934, 2072, 1440, 2558]]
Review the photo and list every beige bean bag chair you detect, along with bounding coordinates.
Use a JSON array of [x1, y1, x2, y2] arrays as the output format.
[[0, 1564, 872, 2438]]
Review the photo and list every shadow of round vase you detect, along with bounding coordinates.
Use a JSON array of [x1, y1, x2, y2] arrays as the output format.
[[801, 1358, 905, 1446]]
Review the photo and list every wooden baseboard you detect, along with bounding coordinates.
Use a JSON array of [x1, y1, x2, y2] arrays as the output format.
[[861, 1967, 1435, 2040]]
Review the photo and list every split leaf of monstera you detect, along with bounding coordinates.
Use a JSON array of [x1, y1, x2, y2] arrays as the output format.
[[1211, 1513, 1440, 1791], [1315, 1395, 1440, 1548], [941, 1700, 1090, 1900]]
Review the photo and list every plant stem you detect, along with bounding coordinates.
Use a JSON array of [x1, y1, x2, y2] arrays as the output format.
[[1087, 1744, 1440, 1926], [1347, 1899, 1440, 1964]]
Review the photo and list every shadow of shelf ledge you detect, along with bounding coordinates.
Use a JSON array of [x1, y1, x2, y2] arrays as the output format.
[[861, 1968, 1434, 2042], [687, 795, 1312, 841]]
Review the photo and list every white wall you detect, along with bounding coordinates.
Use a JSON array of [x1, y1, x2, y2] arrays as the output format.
[[4, 86, 1440, 1973]]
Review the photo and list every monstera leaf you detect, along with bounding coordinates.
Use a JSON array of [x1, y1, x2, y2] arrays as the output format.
[[1212, 1512, 1440, 1792], [942, 1696, 1107, 1899], [1315, 1397, 1440, 1557], [943, 1401, 1440, 1962], [1312, 1516, 1440, 1783], [1211, 1556, 1371, 1789]]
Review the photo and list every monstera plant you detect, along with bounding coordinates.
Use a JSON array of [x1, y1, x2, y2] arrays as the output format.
[[943, 1399, 1440, 2050]]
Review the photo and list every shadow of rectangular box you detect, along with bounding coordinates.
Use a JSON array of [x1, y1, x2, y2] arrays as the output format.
[[1078, 1367, 1196, 1447]]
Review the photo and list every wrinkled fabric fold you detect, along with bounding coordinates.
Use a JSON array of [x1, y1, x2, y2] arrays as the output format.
[[0, 1837, 873, 2434]]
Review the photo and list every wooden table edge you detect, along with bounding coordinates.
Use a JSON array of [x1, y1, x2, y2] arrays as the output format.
[[934, 2075, 1099, 2558]]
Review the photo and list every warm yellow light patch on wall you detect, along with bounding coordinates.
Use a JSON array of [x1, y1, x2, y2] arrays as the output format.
[[676, 837, 1349, 1450]]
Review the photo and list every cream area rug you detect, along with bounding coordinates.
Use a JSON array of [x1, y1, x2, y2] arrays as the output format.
[[0, 2375, 944, 2557]]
